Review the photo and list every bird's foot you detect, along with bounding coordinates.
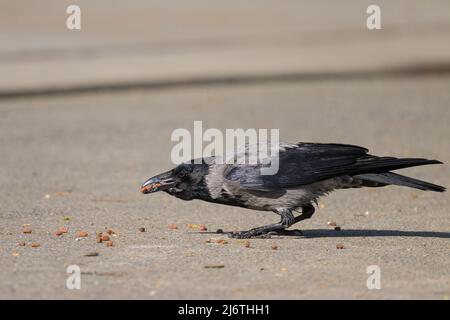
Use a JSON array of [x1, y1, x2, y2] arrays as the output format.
[[229, 230, 269, 239], [229, 228, 303, 239], [269, 229, 303, 237]]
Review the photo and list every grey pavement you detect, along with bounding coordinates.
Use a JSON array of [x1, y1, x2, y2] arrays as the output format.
[[0, 77, 449, 299], [0, 0, 449, 300]]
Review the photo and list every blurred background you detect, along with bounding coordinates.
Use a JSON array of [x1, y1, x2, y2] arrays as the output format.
[[1, 0, 449, 299], [1, 0, 450, 94]]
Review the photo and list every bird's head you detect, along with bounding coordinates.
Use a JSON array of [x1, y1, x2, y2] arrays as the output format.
[[140, 161, 208, 200]]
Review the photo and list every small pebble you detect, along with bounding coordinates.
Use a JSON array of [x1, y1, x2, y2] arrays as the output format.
[[336, 243, 345, 249], [31, 243, 40, 248], [139, 227, 146, 232], [106, 241, 113, 247], [204, 264, 225, 269], [85, 252, 99, 257], [271, 245, 278, 250]]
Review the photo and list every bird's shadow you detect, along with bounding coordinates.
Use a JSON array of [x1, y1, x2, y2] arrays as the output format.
[[200, 229, 450, 239], [296, 229, 450, 239]]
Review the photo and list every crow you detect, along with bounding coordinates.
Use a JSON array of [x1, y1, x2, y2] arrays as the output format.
[[141, 143, 445, 238]]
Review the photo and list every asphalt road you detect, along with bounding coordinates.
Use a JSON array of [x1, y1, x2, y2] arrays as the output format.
[[0, 75, 449, 299]]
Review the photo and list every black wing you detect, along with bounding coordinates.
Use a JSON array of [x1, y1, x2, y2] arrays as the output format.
[[225, 143, 441, 190]]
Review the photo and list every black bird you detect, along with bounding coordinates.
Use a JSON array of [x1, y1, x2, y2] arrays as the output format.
[[141, 143, 445, 238]]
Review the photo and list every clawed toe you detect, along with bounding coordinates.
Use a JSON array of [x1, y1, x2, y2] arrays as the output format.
[[228, 231, 255, 239]]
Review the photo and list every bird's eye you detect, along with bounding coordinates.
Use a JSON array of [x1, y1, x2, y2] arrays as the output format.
[[177, 171, 187, 178]]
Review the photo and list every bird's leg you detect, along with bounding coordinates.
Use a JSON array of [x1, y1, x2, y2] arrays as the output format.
[[229, 208, 295, 239], [293, 204, 315, 224], [266, 204, 316, 236], [228, 204, 316, 238]]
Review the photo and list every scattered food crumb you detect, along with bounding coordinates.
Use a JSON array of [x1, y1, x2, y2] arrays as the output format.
[[327, 221, 337, 227], [76, 231, 88, 237], [31, 243, 40, 248], [271, 245, 278, 250], [205, 239, 212, 243], [167, 223, 178, 230], [216, 229, 223, 234], [334, 226, 341, 231], [23, 227, 32, 234], [216, 239, 228, 244], [85, 252, 99, 257], [18, 242, 26, 247], [336, 243, 345, 249], [139, 227, 146, 232], [364, 211, 370, 216], [63, 216, 71, 221], [204, 264, 225, 269], [106, 229, 115, 235], [319, 203, 325, 209], [55, 227, 68, 236], [96, 237, 102, 243], [101, 234, 110, 241], [281, 267, 288, 272], [244, 241, 251, 248], [199, 224, 207, 231], [187, 223, 199, 229], [12, 252, 20, 257], [45, 194, 50, 199], [106, 241, 113, 247], [54, 191, 71, 197]]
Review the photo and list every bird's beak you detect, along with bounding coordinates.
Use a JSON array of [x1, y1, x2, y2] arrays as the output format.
[[140, 173, 177, 194]]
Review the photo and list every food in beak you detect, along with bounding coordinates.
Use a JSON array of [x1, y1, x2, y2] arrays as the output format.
[[140, 177, 176, 194], [140, 182, 161, 194], [140, 177, 162, 194]]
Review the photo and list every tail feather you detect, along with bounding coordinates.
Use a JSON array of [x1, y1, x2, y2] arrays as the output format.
[[352, 157, 442, 175], [354, 172, 445, 192]]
